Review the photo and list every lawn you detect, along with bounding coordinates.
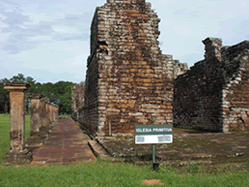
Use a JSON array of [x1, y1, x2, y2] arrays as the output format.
[[0, 114, 249, 187], [0, 114, 30, 165]]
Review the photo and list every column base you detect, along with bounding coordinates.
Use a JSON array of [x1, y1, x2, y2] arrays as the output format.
[[39, 126, 50, 138], [2, 149, 32, 165], [25, 136, 43, 147], [48, 123, 54, 133]]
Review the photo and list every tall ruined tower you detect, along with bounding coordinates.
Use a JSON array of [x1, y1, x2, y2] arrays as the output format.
[[82, 0, 187, 136]]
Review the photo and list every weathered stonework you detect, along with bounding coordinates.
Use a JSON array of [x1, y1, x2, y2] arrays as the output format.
[[2, 82, 32, 165], [25, 93, 44, 147], [80, 0, 186, 136], [71, 82, 85, 122], [51, 102, 58, 124], [29, 93, 43, 135], [39, 98, 54, 138], [174, 38, 249, 132]]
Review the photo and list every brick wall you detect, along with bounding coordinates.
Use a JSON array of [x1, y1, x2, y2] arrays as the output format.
[[222, 41, 249, 131], [81, 0, 187, 136], [174, 38, 249, 132]]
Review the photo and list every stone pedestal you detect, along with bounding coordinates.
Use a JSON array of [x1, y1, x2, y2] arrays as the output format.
[[2, 82, 32, 165], [25, 93, 43, 147], [45, 99, 53, 133], [39, 98, 50, 138]]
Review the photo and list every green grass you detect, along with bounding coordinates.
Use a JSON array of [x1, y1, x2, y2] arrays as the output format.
[[59, 114, 71, 118], [0, 114, 30, 165], [0, 114, 249, 186], [0, 161, 249, 187]]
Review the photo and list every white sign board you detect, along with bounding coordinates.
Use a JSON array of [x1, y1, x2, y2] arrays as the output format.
[[135, 125, 173, 144]]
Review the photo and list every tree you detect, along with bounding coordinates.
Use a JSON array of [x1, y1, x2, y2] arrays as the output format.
[[54, 81, 76, 114], [0, 73, 77, 115], [10, 73, 26, 82], [24, 76, 37, 113], [0, 78, 10, 113]]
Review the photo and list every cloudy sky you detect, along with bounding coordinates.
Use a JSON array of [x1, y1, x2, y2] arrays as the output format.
[[1, 0, 248, 84]]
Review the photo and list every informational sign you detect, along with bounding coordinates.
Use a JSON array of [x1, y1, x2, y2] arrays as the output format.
[[135, 125, 173, 144]]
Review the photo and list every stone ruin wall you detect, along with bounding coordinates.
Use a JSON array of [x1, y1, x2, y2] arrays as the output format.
[[174, 38, 249, 132], [80, 0, 187, 136], [222, 41, 249, 131], [71, 82, 85, 122]]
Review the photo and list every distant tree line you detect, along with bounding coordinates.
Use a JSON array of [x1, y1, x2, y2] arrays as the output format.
[[0, 73, 76, 115]]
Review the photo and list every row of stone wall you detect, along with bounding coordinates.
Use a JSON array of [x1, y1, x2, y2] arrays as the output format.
[[25, 93, 59, 147], [2, 82, 59, 165], [174, 38, 249, 132]]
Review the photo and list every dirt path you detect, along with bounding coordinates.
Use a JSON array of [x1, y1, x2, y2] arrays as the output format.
[[30, 117, 96, 166]]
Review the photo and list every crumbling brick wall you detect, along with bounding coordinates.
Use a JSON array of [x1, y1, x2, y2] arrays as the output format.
[[71, 82, 85, 122], [81, 0, 187, 136], [174, 37, 249, 132], [222, 41, 249, 131]]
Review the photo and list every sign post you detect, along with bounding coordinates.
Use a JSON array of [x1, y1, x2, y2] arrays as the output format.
[[135, 124, 173, 170], [152, 120, 155, 166], [152, 144, 155, 163]]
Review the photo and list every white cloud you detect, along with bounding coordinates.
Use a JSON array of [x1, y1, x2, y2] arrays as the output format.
[[27, 35, 52, 42], [52, 25, 82, 34], [0, 20, 9, 28], [0, 32, 10, 43]]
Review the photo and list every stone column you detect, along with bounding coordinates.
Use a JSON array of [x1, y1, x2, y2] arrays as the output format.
[[39, 98, 49, 138], [25, 93, 43, 147], [51, 103, 57, 125], [48, 102, 54, 131], [2, 82, 32, 165], [49, 103, 53, 125], [45, 99, 50, 126], [44, 99, 52, 133], [55, 105, 59, 121]]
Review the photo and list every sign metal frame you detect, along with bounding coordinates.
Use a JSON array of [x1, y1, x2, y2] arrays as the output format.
[[135, 125, 173, 144], [135, 124, 173, 169]]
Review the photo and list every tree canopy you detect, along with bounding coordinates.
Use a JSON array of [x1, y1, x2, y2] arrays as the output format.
[[0, 73, 76, 114]]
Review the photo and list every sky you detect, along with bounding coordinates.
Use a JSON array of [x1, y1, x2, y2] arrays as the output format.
[[0, 0, 248, 84]]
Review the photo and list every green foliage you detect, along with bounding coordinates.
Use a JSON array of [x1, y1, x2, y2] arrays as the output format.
[[0, 73, 76, 114], [187, 164, 201, 173], [41, 81, 76, 114], [9, 73, 26, 82], [0, 83, 9, 113]]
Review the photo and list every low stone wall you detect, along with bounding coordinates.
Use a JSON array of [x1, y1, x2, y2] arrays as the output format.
[[174, 38, 249, 132]]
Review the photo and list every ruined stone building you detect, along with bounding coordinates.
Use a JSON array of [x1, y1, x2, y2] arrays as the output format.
[[72, 0, 187, 136], [174, 38, 249, 132]]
